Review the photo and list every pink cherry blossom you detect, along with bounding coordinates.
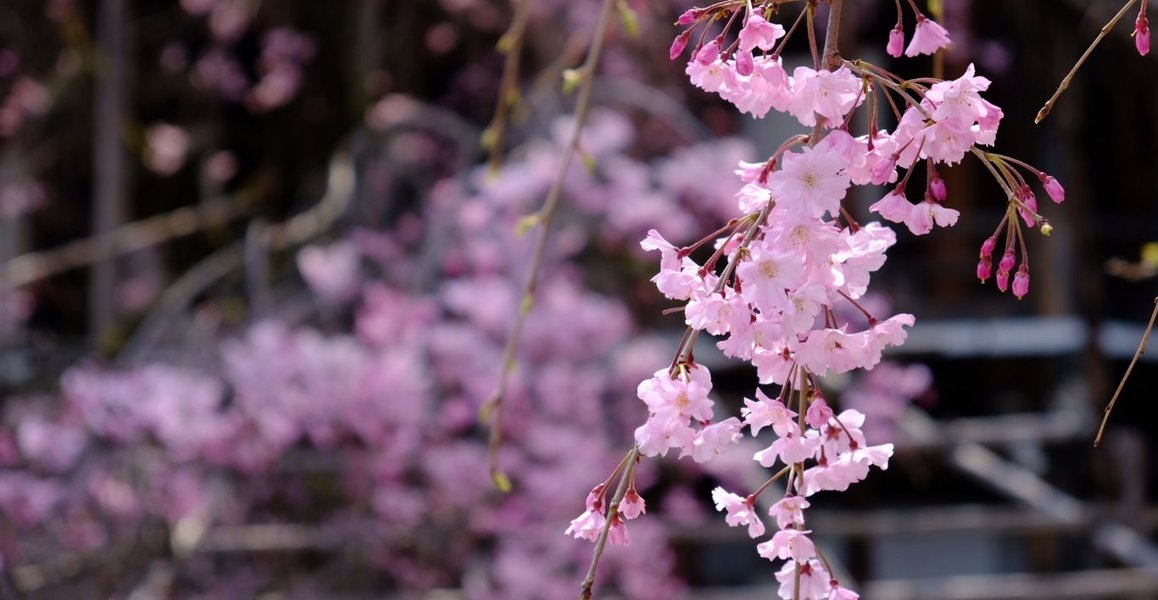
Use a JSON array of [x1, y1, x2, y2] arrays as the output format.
[[904, 16, 951, 57], [835, 222, 896, 298], [769, 495, 810, 529], [805, 398, 834, 429], [620, 488, 646, 520], [686, 56, 737, 96], [686, 290, 748, 336], [759, 528, 817, 562], [869, 188, 914, 225], [685, 417, 743, 463], [608, 515, 631, 546], [635, 415, 697, 458], [737, 240, 806, 311], [787, 66, 863, 128], [734, 56, 794, 118], [754, 422, 823, 467], [770, 143, 852, 219], [712, 487, 765, 538], [739, 13, 785, 52], [741, 388, 797, 437], [564, 508, 606, 541], [776, 559, 831, 600]]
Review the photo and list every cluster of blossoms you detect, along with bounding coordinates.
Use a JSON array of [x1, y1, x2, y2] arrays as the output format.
[[567, 2, 1067, 599], [1, 104, 760, 597]]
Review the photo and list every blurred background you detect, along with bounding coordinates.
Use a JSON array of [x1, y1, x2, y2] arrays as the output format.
[[1, 0, 1158, 598]]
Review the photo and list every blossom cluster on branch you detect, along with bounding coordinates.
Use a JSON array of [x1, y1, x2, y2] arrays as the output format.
[[567, 2, 1067, 598]]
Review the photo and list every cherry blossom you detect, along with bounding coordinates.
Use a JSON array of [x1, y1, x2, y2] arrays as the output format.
[[905, 15, 952, 57], [712, 487, 766, 538], [776, 559, 832, 600]]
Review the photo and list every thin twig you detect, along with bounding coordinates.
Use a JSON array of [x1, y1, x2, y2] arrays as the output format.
[[0, 198, 252, 292], [1095, 296, 1158, 446], [482, 0, 619, 491], [1036, 0, 1140, 124], [482, 0, 534, 172]]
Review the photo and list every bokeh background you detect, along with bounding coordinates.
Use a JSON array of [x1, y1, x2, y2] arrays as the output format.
[[1, 0, 1158, 598]]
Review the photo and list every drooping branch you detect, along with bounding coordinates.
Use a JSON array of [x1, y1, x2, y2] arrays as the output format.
[[482, 0, 620, 491]]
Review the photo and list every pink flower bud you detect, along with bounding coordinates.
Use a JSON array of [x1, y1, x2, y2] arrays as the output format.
[[1017, 187, 1038, 228], [670, 30, 691, 60], [585, 483, 606, 512], [735, 50, 754, 76], [996, 268, 1010, 292], [928, 171, 947, 202], [980, 237, 997, 259], [1041, 174, 1065, 203], [1012, 266, 1030, 299], [1136, 10, 1150, 56], [887, 25, 905, 58], [976, 257, 992, 282], [998, 250, 1016, 273], [676, 8, 699, 26], [694, 38, 721, 64]]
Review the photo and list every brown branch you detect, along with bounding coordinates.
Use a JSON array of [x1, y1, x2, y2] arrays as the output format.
[[482, 0, 534, 172], [1095, 296, 1158, 446], [0, 197, 252, 292], [482, 0, 619, 491], [1036, 0, 1140, 124]]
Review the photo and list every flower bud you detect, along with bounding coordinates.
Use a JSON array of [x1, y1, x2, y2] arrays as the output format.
[[976, 257, 992, 282], [735, 50, 754, 76], [928, 170, 947, 202], [887, 25, 905, 58], [980, 237, 997, 259], [998, 250, 1016, 273], [695, 38, 722, 64], [676, 8, 700, 26], [670, 30, 691, 60], [1136, 10, 1150, 56], [1040, 174, 1065, 203], [1017, 186, 1038, 228], [1012, 265, 1030, 299], [996, 268, 1010, 292], [586, 483, 607, 512]]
